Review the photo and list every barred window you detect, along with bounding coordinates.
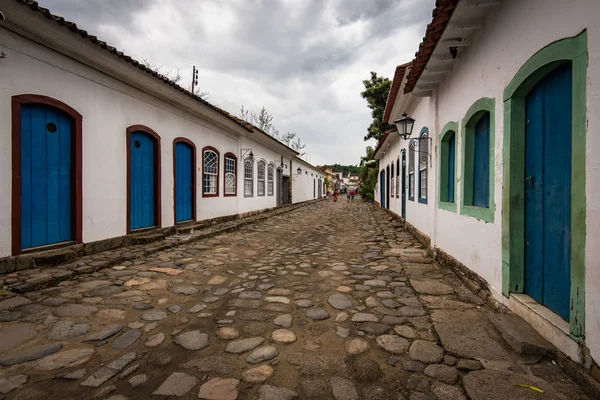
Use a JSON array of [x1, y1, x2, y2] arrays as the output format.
[[409, 143, 415, 200], [224, 155, 236, 195], [390, 164, 395, 197], [203, 149, 218, 196], [244, 158, 253, 197], [267, 164, 274, 196], [257, 160, 266, 196], [396, 158, 400, 197], [419, 132, 428, 202]]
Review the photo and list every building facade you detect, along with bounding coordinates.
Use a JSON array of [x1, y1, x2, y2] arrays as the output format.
[[0, 0, 325, 261], [374, 0, 600, 372]]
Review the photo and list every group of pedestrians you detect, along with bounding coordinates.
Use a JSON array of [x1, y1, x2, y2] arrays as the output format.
[[325, 188, 357, 202]]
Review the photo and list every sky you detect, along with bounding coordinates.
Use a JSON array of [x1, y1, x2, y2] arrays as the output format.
[[39, 0, 435, 166]]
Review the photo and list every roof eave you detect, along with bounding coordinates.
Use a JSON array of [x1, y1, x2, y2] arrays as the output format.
[[5, 0, 252, 136], [407, 0, 502, 95]]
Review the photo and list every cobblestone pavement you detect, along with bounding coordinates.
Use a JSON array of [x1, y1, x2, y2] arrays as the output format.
[[0, 200, 591, 399]]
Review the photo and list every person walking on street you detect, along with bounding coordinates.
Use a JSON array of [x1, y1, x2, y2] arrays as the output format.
[[350, 188, 355, 202]]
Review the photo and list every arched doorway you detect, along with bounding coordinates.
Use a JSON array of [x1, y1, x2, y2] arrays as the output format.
[[127, 125, 161, 232], [380, 169, 385, 207], [502, 31, 587, 335], [11, 95, 83, 255], [524, 63, 572, 320], [173, 138, 196, 223], [386, 164, 391, 210]]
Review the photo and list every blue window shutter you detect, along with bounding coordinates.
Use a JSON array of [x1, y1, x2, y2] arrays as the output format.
[[473, 113, 490, 207], [447, 133, 455, 203]]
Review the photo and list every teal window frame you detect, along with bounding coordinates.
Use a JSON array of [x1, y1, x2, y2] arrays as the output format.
[[418, 127, 429, 204], [408, 143, 415, 201], [438, 121, 458, 212], [460, 97, 495, 222]]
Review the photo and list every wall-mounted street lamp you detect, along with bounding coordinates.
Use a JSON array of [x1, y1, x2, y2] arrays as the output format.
[[409, 137, 433, 164], [393, 112, 415, 140], [241, 149, 254, 162]]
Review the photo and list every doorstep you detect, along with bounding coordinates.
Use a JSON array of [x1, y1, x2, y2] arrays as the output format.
[[508, 293, 582, 363]]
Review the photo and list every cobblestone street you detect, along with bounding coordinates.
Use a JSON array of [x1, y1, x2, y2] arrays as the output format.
[[0, 200, 591, 400]]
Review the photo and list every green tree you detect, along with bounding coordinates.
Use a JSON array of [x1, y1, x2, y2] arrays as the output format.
[[359, 165, 378, 202], [331, 164, 360, 176], [360, 72, 392, 142], [360, 146, 375, 165]]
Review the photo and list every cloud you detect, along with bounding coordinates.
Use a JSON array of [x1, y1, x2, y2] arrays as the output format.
[[38, 0, 435, 165]]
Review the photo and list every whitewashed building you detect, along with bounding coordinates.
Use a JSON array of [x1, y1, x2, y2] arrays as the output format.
[[0, 0, 325, 261], [292, 157, 325, 203], [374, 0, 600, 375]]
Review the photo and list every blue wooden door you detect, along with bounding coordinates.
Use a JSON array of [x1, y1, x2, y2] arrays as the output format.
[[473, 113, 490, 207], [447, 133, 456, 203], [380, 170, 385, 207], [401, 152, 406, 218], [386, 166, 390, 209], [174, 142, 193, 222], [130, 131, 156, 230], [21, 104, 73, 249], [525, 63, 572, 320]]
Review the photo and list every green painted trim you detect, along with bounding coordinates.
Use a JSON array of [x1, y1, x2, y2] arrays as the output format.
[[438, 121, 458, 212], [501, 31, 587, 338], [504, 31, 588, 100], [460, 97, 495, 223], [418, 127, 429, 204]]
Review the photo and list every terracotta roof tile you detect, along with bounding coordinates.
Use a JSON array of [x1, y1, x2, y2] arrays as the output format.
[[404, 0, 459, 94], [372, 128, 395, 159], [13, 0, 299, 156], [382, 62, 410, 124]]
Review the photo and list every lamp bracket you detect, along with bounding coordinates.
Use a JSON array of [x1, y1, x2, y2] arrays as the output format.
[[241, 149, 253, 161], [409, 137, 432, 164]]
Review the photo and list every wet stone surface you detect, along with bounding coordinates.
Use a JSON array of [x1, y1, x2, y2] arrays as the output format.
[[0, 201, 591, 399]]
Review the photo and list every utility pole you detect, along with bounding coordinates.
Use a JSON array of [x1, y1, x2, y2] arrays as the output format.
[[191, 65, 198, 94]]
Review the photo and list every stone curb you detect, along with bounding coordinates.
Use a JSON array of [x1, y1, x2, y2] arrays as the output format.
[[3, 199, 322, 294]]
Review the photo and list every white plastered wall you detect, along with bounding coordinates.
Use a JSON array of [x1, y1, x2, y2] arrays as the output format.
[[0, 29, 291, 256], [237, 136, 280, 214], [292, 160, 322, 203], [430, 0, 600, 363]]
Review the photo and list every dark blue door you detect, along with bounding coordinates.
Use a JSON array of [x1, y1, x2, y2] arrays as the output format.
[[175, 142, 193, 222], [380, 170, 385, 207], [525, 63, 572, 321], [448, 132, 456, 203], [473, 113, 490, 207], [21, 104, 73, 249], [130, 131, 156, 230], [386, 166, 390, 209]]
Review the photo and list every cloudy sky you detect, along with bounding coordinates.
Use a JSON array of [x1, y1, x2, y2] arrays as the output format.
[[39, 0, 435, 166]]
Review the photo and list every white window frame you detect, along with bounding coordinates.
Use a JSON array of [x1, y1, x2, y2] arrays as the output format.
[[267, 163, 274, 196], [390, 164, 395, 198], [419, 133, 428, 202], [257, 160, 266, 196], [244, 158, 253, 197], [203, 149, 218, 196], [224, 155, 236, 196]]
